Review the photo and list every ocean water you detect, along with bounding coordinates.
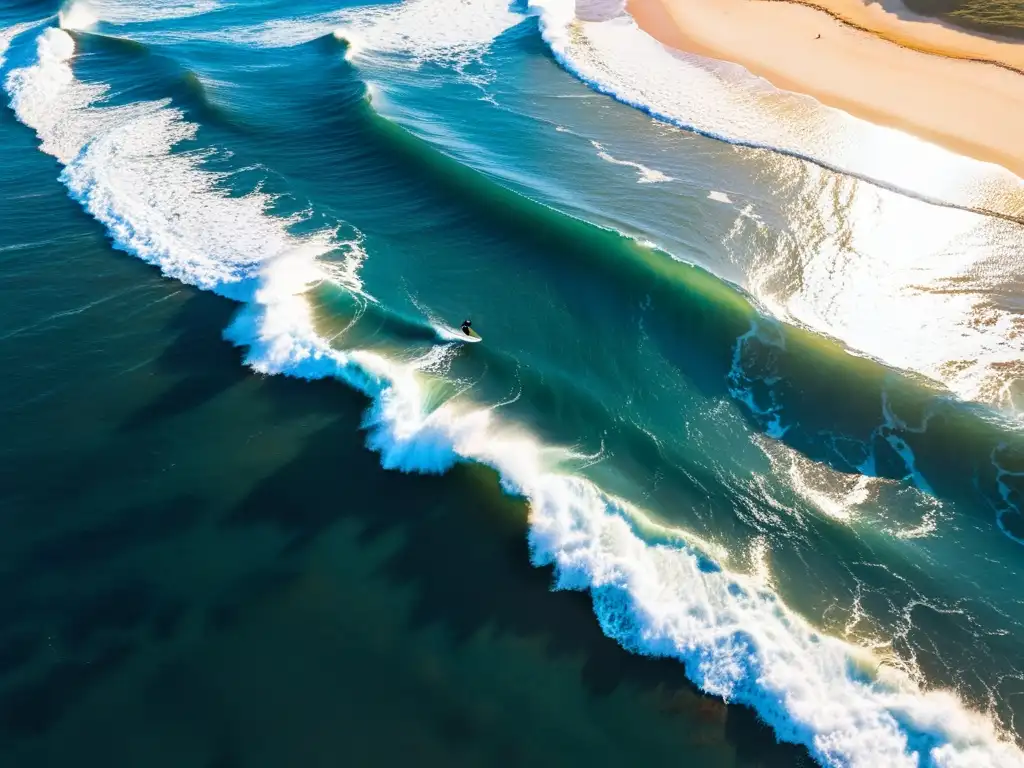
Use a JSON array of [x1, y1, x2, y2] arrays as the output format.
[[1, 0, 1023, 766]]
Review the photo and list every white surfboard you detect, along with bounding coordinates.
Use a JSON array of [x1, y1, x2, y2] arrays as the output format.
[[435, 325, 482, 343]]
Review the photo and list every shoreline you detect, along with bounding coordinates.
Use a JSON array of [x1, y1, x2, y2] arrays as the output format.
[[627, 0, 1024, 180], [762, 0, 1024, 72]]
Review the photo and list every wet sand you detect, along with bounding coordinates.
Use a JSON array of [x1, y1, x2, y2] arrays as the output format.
[[770, 0, 1024, 71], [628, 0, 1024, 179]]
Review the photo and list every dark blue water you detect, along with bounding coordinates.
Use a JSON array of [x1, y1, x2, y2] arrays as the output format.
[[2, 0, 1023, 765]]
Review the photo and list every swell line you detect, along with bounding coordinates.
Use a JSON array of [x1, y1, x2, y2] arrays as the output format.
[[6, 13, 1023, 767], [527, 0, 1024, 227]]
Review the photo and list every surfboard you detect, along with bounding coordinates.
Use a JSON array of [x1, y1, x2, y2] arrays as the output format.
[[432, 324, 482, 343]]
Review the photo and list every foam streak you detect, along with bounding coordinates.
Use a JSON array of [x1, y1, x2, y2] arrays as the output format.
[[7, 21, 1023, 768], [527, 0, 1024, 225]]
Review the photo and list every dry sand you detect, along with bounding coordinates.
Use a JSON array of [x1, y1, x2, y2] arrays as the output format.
[[627, 0, 1024, 178], [773, 0, 1024, 71]]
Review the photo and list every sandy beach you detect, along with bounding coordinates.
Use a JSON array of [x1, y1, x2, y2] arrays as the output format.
[[628, 0, 1024, 178], [771, 0, 1024, 71]]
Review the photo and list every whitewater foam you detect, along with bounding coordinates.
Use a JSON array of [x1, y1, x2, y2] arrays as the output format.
[[591, 140, 672, 183], [9, 20, 1024, 768], [727, 319, 791, 439], [332, 0, 1024, 430], [734, 180, 1024, 419], [525, 0, 1024, 414], [132, 13, 343, 48], [726, 317, 951, 501], [58, 2, 98, 31], [876, 392, 937, 496], [0, 21, 41, 70], [60, 0, 220, 27], [754, 435, 873, 524], [528, 0, 1023, 219], [991, 444, 1024, 545], [333, 0, 524, 69]]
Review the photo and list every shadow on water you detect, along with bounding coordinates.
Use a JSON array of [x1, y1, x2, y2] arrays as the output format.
[[223, 380, 813, 766], [0, 280, 813, 764], [119, 293, 247, 432], [0, 38, 822, 756], [0, 572, 185, 737], [0, 642, 135, 737], [24, 495, 205, 573], [0, 294, 241, 516], [0, 294, 230, 741], [0, 491, 196, 737]]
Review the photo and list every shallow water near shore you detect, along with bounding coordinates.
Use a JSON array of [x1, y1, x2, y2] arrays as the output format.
[[2, 0, 1023, 765]]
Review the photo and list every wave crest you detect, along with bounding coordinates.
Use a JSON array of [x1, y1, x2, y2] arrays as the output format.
[[527, 0, 1024, 221], [7, 18, 1024, 768]]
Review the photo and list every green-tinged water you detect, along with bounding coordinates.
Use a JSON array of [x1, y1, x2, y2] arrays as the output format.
[[2, 0, 1023, 765], [0, 267, 803, 766]]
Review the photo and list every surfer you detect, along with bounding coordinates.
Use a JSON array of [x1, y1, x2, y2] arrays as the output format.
[[461, 319, 472, 336]]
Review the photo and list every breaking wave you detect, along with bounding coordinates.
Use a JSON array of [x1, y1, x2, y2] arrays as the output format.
[[6, 15, 1024, 768], [527, 0, 1024, 224]]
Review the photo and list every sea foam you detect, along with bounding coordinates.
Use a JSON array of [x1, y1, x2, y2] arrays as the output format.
[[529, 0, 1024, 419], [329, 0, 1023, 421], [591, 140, 673, 184], [527, 0, 1023, 216], [333, 0, 524, 67], [60, 0, 220, 27], [0, 21, 42, 70], [7, 19, 1024, 768]]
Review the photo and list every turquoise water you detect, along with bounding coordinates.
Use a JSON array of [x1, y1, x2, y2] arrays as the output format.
[[2, 0, 1023, 765]]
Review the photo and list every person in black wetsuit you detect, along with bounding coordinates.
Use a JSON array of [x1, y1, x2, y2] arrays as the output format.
[[461, 319, 472, 336]]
